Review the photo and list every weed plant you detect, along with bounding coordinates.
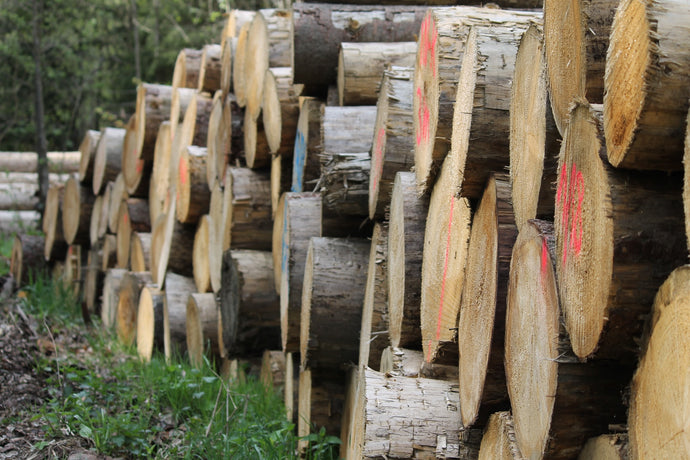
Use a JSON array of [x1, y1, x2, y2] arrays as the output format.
[[16, 269, 341, 459]]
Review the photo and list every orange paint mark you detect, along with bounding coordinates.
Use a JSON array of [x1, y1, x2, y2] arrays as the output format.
[[557, 163, 585, 264], [541, 237, 549, 276], [416, 88, 430, 146], [179, 156, 188, 186], [123, 213, 129, 225], [136, 159, 144, 174], [372, 127, 385, 193]]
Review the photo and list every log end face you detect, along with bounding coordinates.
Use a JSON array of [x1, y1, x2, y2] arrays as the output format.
[[136, 287, 156, 363], [603, 0, 650, 168]]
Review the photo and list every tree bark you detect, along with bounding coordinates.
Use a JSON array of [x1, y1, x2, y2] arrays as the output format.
[[337, 42, 416, 106], [347, 367, 482, 459], [359, 223, 389, 370], [163, 272, 196, 359], [458, 173, 517, 427], [379, 346, 458, 381], [78, 130, 101, 183], [545, 0, 617, 135], [388, 172, 428, 350], [629, 266, 690, 459], [172, 48, 202, 93], [219, 249, 280, 357], [186, 292, 220, 368], [478, 412, 523, 460], [116, 198, 150, 269], [10, 233, 47, 287], [263, 67, 302, 156], [414, 7, 540, 195], [42, 183, 65, 261], [369, 65, 415, 220], [297, 368, 346, 452], [319, 152, 370, 218], [300, 237, 369, 372], [135, 83, 175, 161], [150, 196, 196, 287], [197, 44, 222, 94], [130, 231, 151, 273], [291, 97, 324, 192], [92, 127, 125, 195], [62, 176, 95, 246], [32, 0, 48, 215], [292, 4, 427, 93], [101, 268, 128, 329], [100, 234, 117, 272], [555, 101, 686, 361], [116, 271, 153, 346], [224, 167, 272, 250], [176, 145, 210, 224], [278, 193, 322, 352], [136, 285, 166, 362], [603, 0, 690, 170]]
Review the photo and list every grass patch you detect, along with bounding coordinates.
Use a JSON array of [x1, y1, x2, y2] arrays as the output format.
[[18, 270, 341, 459]]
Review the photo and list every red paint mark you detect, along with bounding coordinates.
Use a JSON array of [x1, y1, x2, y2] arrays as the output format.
[[416, 88, 430, 146], [557, 163, 585, 264], [541, 237, 549, 276], [372, 127, 385, 193], [419, 14, 437, 77], [124, 213, 129, 225], [433, 195, 455, 358], [179, 156, 188, 186], [136, 159, 144, 174]]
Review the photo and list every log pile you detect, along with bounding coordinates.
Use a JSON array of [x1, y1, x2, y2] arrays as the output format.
[[8, 2, 690, 457]]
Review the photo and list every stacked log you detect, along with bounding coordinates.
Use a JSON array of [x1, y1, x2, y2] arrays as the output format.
[[186, 292, 220, 368], [78, 130, 101, 183], [10, 234, 47, 286], [291, 98, 324, 193], [116, 271, 153, 346], [92, 127, 125, 195]]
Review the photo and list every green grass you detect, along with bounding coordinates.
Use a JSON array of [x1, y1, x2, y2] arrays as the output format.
[[17, 269, 341, 459]]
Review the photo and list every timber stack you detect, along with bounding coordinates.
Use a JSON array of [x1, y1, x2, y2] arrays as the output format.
[[6, 1, 690, 458]]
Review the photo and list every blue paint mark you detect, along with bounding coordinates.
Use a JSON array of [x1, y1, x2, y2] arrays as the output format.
[[291, 129, 306, 192], [281, 200, 289, 276]]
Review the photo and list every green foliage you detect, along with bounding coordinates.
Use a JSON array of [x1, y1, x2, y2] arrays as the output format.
[[25, 272, 340, 459], [0, 0, 259, 152]]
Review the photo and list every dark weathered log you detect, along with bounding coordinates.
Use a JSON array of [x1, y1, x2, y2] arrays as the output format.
[[603, 0, 690, 170], [116, 198, 151, 269], [545, 0, 617, 135], [278, 193, 322, 352], [337, 42, 416, 106], [260, 350, 287, 391], [555, 101, 686, 361], [219, 249, 280, 357], [292, 4, 426, 92], [300, 237, 369, 372], [359, 223, 389, 370], [369, 65, 415, 220], [458, 173, 517, 427], [510, 24, 560, 230], [388, 172, 428, 350], [43, 184, 66, 261], [297, 368, 346, 452]]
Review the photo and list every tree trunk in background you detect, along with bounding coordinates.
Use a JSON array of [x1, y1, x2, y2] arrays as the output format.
[[32, 0, 48, 216]]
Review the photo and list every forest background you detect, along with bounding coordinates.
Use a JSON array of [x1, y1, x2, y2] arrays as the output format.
[[0, 0, 263, 153]]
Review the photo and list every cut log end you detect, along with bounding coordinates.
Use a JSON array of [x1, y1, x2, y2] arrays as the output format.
[[136, 286, 165, 363], [603, 0, 650, 168], [478, 412, 523, 460]]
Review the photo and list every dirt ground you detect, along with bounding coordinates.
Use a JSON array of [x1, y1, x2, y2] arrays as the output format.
[[0, 277, 114, 460]]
